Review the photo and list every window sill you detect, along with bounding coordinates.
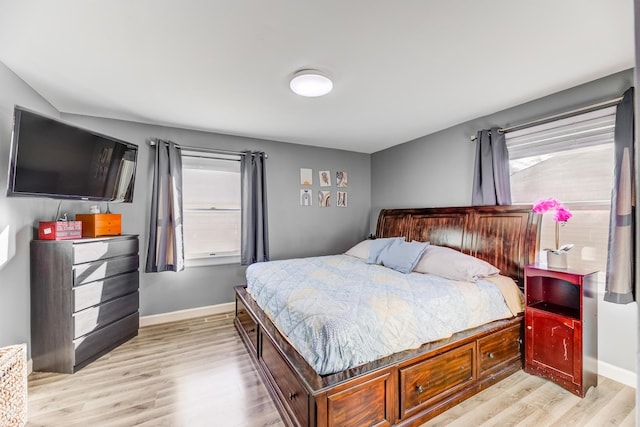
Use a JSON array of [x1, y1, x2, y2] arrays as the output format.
[[184, 255, 240, 268]]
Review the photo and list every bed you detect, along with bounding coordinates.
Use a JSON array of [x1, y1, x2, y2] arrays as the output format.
[[235, 205, 540, 427]]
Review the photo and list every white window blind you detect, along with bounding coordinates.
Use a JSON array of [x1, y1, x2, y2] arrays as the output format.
[[181, 152, 241, 266], [507, 106, 616, 160], [507, 105, 616, 275]]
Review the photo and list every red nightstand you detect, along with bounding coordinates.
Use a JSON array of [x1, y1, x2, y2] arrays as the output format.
[[524, 264, 598, 397]]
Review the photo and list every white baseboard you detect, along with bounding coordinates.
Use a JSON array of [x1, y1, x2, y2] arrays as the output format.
[[139, 302, 235, 327], [598, 360, 636, 388]]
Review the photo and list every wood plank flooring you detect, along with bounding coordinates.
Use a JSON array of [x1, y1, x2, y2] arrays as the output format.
[[26, 314, 635, 427]]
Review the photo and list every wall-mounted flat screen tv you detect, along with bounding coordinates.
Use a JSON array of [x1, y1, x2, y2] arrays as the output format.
[[6, 106, 138, 203]]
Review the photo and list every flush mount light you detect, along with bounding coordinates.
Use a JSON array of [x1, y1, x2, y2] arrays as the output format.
[[289, 70, 333, 97]]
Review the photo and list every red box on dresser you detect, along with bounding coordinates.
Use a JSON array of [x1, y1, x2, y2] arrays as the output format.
[[38, 221, 82, 240]]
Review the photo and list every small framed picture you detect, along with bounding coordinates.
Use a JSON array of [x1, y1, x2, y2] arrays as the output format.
[[319, 170, 331, 187], [337, 191, 347, 207], [336, 171, 348, 188], [300, 168, 312, 185], [300, 189, 313, 206], [318, 191, 331, 207]]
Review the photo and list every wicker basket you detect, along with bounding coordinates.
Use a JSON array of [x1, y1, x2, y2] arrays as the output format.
[[0, 344, 27, 427]]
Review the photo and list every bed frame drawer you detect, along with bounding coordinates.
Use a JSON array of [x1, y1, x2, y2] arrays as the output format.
[[478, 323, 521, 377], [236, 299, 258, 355], [261, 335, 309, 427], [399, 342, 476, 418], [325, 370, 394, 427]]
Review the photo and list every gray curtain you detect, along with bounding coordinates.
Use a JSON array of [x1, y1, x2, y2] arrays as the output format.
[[145, 140, 185, 273], [605, 87, 635, 303], [472, 127, 512, 205], [241, 151, 269, 265]]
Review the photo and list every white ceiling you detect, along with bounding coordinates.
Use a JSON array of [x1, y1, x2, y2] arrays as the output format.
[[0, 1, 634, 154]]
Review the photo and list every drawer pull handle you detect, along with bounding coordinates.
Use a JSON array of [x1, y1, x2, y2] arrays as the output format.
[[248, 328, 256, 333], [288, 392, 297, 401], [416, 385, 424, 393], [487, 352, 495, 359]]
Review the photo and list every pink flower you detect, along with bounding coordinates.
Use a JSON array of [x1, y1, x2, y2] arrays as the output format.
[[532, 197, 572, 223], [553, 206, 573, 222], [532, 198, 559, 214], [532, 197, 572, 251]]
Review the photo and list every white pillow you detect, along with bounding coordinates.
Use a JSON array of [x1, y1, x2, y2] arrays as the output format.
[[344, 240, 370, 260], [413, 245, 499, 282]]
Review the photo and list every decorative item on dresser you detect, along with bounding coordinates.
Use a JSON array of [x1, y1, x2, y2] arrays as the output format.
[[524, 264, 598, 397], [235, 205, 540, 427], [30, 235, 139, 373], [76, 213, 122, 237]]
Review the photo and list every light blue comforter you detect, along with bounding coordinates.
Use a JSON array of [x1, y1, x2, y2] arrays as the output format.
[[246, 255, 513, 375]]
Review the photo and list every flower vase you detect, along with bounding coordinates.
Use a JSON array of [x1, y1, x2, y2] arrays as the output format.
[[547, 251, 568, 269]]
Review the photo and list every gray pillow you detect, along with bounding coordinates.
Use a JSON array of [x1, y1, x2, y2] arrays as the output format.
[[378, 240, 430, 274], [367, 237, 405, 264], [413, 245, 499, 281]]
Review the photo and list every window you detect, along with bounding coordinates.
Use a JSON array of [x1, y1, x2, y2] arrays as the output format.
[[507, 106, 616, 276], [181, 152, 241, 267]]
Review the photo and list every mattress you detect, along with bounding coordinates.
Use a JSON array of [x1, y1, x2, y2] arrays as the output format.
[[246, 254, 520, 375]]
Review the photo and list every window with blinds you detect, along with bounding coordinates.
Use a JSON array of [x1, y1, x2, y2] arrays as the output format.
[[181, 152, 241, 266], [507, 105, 616, 274]]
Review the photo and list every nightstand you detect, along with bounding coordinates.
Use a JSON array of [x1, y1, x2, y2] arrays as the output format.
[[524, 264, 598, 397]]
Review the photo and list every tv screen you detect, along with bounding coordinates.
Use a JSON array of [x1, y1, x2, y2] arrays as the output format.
[[6, 107, 138, 202]]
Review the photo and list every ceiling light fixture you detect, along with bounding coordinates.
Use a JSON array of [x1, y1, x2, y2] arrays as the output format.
[[289, 70, 333, 97]]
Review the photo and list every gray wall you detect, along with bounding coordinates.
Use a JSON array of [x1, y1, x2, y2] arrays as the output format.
[[371, 69, 637, 375], [0, 61, 371, 351]]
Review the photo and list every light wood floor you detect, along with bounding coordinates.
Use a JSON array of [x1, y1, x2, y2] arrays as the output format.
[[27, 314, 635, 427]]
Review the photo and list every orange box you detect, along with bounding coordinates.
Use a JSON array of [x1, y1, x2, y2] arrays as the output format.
[[38, 221, 82, 240], [75, 213, 122, 237]]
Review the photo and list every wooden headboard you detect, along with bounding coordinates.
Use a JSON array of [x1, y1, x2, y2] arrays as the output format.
[[375, 205, 541, 286]]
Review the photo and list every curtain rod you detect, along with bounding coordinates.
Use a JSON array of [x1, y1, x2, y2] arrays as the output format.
[[148, 139, 267, 158], [469, 96, 623, 142]]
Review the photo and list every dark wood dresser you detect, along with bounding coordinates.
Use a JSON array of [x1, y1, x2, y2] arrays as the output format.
[[30, 235, 140, 373]]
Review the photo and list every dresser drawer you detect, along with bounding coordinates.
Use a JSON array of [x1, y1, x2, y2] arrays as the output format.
[[73, 292, 139, 339], [74, 254, 139, 286], [73, 238, 138, 264], [74, 312, 139, 369], [261, 335, 309, 426], [73, 271, 139, 312], [478, 324, 521, 377], [399, 343, 475, 417]]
